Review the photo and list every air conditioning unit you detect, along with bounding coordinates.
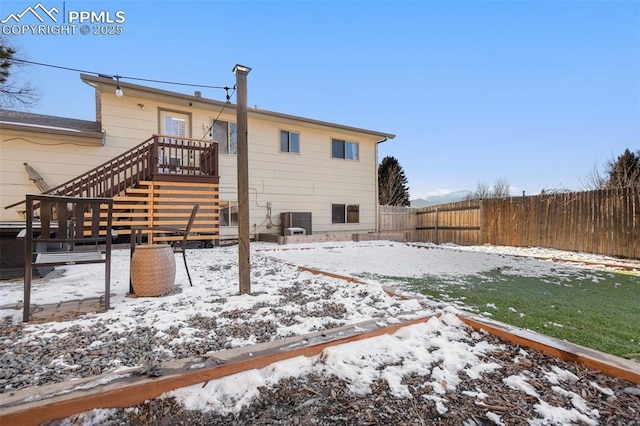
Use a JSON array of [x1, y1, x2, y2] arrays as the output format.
[[280, 212, 312, 236], [284, 227, 306, 236]]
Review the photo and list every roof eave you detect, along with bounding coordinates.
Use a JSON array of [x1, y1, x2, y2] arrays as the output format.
[[0, 121, 105, 142], [81, 74, 396, 140]]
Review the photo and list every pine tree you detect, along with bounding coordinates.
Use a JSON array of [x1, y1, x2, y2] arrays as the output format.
[[0, 37, 38, 108], [0, 42, 15, 85], [378, 156, 410, 206], [605, 148, 640, 188]]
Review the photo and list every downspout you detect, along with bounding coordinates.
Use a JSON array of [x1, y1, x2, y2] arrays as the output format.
[[375, 137, 388, 233]]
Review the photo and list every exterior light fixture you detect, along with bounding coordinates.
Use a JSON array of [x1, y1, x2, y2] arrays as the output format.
[[115, 75, 123, 98]]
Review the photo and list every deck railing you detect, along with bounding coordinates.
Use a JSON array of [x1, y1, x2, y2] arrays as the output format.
[[6, 136, 219, 208], [153, 136, 219, 177]]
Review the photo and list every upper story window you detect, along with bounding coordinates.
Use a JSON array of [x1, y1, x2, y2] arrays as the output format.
[[280, 130, 300, 153], [211, 120, 237, 155], [164, 116, 186, 137], [160, 110, 190, 138], [331, 138, 359, 160]]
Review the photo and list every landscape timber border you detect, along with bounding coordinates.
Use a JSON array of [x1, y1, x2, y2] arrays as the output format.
[[1, 310, 638, 425], [1, 262, 638, 425], [0, 316, 433, 425]]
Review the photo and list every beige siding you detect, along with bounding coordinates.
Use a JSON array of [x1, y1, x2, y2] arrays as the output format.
[[2, 86, 387, 237], [217, 117, 379, 237], [0, 128, 105, 219]]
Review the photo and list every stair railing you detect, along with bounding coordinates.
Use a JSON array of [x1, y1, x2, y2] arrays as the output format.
[[46, 136, 156, 199], [5, 135, 219, 210]]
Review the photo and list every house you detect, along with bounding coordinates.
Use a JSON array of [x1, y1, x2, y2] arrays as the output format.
[[0, 74, 395, 243]]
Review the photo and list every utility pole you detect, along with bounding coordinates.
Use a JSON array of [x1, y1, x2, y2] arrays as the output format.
[[233, 64, 251, 295]]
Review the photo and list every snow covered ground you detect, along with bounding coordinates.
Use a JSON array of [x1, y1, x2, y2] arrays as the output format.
[[2, 241, 637, 314], [1, 240, 638, 424]]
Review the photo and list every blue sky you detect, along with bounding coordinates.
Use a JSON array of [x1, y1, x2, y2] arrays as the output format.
[[2, 0, 639, 199]]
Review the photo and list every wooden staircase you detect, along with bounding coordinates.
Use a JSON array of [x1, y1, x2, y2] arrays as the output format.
[[10, 135, 220, 244]]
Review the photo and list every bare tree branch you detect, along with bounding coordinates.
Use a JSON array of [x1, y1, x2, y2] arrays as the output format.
[[466, 178, 511, 199], [580, 163, 607, 190], [492, 177, 511, 198], [581, 149, 640, 190], [0, 36, 39, 109]]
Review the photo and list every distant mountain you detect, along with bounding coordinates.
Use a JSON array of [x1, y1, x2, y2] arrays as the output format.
[[410, 190, 472, 207]]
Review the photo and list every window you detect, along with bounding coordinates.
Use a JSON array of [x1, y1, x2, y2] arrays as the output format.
[[331, 139, 359, 160], [160, 110, 190, 138], [159, 111, 190, 172], [347, 205, 360, 223], [332, 204, 359, 224], [211, 121, 237, 155], [280, 130, 300, 153], [164, 116, 186, 137], [219, 201, 238, 226]]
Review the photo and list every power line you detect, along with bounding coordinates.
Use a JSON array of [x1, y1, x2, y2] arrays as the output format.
[[11, 57, 95, 75], [199, 86, 237, 143], [11, 57, 233, 91], [11, 56, 239, 141], [12, 56, 239, 144]]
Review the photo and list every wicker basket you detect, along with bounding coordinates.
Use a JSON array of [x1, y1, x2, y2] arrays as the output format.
[[130, 244, 176, 297]]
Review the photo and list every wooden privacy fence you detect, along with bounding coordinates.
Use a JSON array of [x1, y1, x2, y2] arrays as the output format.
[[377, 205, 417, 241], [378, 187, 640, 259], [415, 200, 482, 246]]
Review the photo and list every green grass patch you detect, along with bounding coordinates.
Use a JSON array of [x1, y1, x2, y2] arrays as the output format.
[[357, 268, 640, 359]]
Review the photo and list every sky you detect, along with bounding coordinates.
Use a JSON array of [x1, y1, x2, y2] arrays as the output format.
[[1, 241, 637, 424], [2, 0, 639, 199]]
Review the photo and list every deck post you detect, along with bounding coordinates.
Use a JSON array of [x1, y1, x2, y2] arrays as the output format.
[[233, 64, 252, 295]]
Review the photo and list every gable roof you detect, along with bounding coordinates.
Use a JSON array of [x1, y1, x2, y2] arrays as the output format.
[[81, 74, 395, 141], [0, 109, 103, 139]]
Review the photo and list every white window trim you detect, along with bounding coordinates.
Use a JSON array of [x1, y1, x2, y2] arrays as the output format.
[[219, 200, 238, 227], [280, 129, 300, 154], [331, 138, 359, 160], [331, 203, 360, 224], [211, 120, 237, 155]]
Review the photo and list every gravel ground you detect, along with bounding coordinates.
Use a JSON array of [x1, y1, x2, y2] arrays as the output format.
[[50, 331, 640, 426], [1, 252, 430, 394], [1, 249, 639, 425]]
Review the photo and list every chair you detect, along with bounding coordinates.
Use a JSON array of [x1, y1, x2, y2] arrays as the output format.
[[23, 194, 114, 322], [130, 204, 199, 291]]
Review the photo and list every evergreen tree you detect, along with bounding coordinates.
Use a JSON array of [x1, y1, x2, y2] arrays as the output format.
[[0, 41, 14, 85], [581, 148, 640, 190], [378, 156, 410, 206], [0, 37, 38, 108], [605, 148, 640, 188]]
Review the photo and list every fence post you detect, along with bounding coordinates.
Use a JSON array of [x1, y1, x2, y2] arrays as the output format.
[[435, 207, 439, 245], [479, 200, 483, 245]]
